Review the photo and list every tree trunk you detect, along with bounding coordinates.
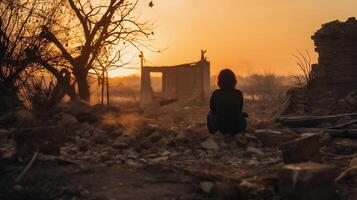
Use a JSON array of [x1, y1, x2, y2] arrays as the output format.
[[0, 83, 21, 114], [75, 69, 90, 103], [106, 71, 109, 106]]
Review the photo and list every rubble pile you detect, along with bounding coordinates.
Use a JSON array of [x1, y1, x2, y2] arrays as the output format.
[[285, 88, 357, 116], [0, 99, 356, 199]]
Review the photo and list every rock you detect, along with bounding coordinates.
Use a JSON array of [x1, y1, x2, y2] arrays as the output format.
[[109, 128, 124, 138], [91, 129, 108, 144], [350, 157, 357, 165], [345, 92, 357, 106], [175, 131, 186, 140], [150, 156, 169, 163], [140, 139, 152, 150], [58, 113, 78, 127], [235, 134, 248, 146], [126, 159, 141, 167], [280, 134, 321, 164], [141, 124, 158, 137], [15, 109, 34, 126], [148, 130, 162, 143], [200, 137, 219, 150], [200, 181, 214, 194], [77, 140, 90, 151], [112, 140, 129, 150], [125, 149, 139, 159], [279, 162, 338, 200], [246, 146, 264, 156]]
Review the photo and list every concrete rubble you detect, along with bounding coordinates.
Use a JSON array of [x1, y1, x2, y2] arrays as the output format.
[[0, 99, 356, 200]]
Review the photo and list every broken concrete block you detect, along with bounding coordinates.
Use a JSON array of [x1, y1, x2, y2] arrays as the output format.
[[200, 181, 214, 194], [200, 137, 219, 150], [279, 162, 338, 200], [280, 134, 320, 164]]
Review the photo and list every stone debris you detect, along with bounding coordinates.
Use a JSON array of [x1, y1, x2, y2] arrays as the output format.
[[199, 181, 214, 193], [1, 95, 357, 200], [200, 137, 219, 150], [246, 146, 264, 156]]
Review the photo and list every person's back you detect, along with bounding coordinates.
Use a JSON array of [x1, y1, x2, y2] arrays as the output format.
[[207, 69, 247, 135]]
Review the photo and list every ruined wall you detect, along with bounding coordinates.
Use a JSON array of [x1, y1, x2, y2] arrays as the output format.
[[140, 60, 210, 106], [311, 17, 357, 90]]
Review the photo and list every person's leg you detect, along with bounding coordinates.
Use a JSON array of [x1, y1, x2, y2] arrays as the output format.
[[207, 111, 217, 133], [236, 115, 247, 133]]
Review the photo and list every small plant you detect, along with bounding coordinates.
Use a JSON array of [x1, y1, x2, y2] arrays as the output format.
[[19, 75, 57, 112], [293, 50, 313, 88]]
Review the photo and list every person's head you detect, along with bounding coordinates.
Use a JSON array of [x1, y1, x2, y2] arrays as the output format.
[[217, 69, 237, 90]]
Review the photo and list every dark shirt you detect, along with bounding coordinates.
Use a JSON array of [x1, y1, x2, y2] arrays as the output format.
[[209, 88, 244, 134]]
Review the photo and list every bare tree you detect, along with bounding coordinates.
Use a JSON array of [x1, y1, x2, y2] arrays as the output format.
[[39, 0, 153, 102], [0, 0, 52, 113]]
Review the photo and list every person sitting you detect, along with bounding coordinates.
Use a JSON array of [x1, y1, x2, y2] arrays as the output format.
[[207, 69, 247, 135]]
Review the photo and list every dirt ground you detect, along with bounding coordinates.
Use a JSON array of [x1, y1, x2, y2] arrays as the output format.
[[1, 99, 357, 200], [1, 159, 204, 200]]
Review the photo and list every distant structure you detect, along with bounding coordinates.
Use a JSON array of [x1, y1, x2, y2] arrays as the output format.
[[140, 51, 210, 106], [311, 17, 357, 90]]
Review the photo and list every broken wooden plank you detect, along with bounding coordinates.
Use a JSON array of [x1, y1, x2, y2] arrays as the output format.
[[254, 129, 298, 146], [15, 150, 39, 183], [327, 119, 357, 129], [335, 164, 357, 182], [292, 128, 357, 139], [278, 113, 357, 127]]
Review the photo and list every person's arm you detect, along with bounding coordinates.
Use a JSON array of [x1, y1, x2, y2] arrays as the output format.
[[209, 91, 216, 113], [237, 90, 243, 113]]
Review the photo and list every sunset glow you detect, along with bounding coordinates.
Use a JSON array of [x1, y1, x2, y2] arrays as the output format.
[[111, 0, 357, 77]]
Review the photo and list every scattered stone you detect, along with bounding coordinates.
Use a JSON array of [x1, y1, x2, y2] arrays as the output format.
[[200, 137, 219, 150], [91, 130, 108, 144], [112, 140, 129, 150], [148, 130, 162, 143], [150, 156, 169, 163], [15, 109, 34, 126], [279, 162, 338, 200], [58, 113, 78, 127], [200, 181, 214, 194], [109, 128, 124, 138], [345, 92, 357, 106], [246, 146, 264, 156], [280, 134, 321, 164]]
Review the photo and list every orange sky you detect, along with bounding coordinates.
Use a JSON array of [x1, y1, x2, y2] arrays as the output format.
[[111, 0, 357, 77]]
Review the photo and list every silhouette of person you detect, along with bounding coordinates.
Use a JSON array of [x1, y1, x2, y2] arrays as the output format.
[[207, 69, 247, 135]]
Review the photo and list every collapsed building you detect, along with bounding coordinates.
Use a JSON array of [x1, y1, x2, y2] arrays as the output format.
[[283, 17, 357, 115], [140, 51, 210, 106], [311, 17, 357, 91]]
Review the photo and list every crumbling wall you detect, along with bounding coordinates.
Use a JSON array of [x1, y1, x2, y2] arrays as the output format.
[[311, 17, 357, 91], [140, 60, 210, 106]]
